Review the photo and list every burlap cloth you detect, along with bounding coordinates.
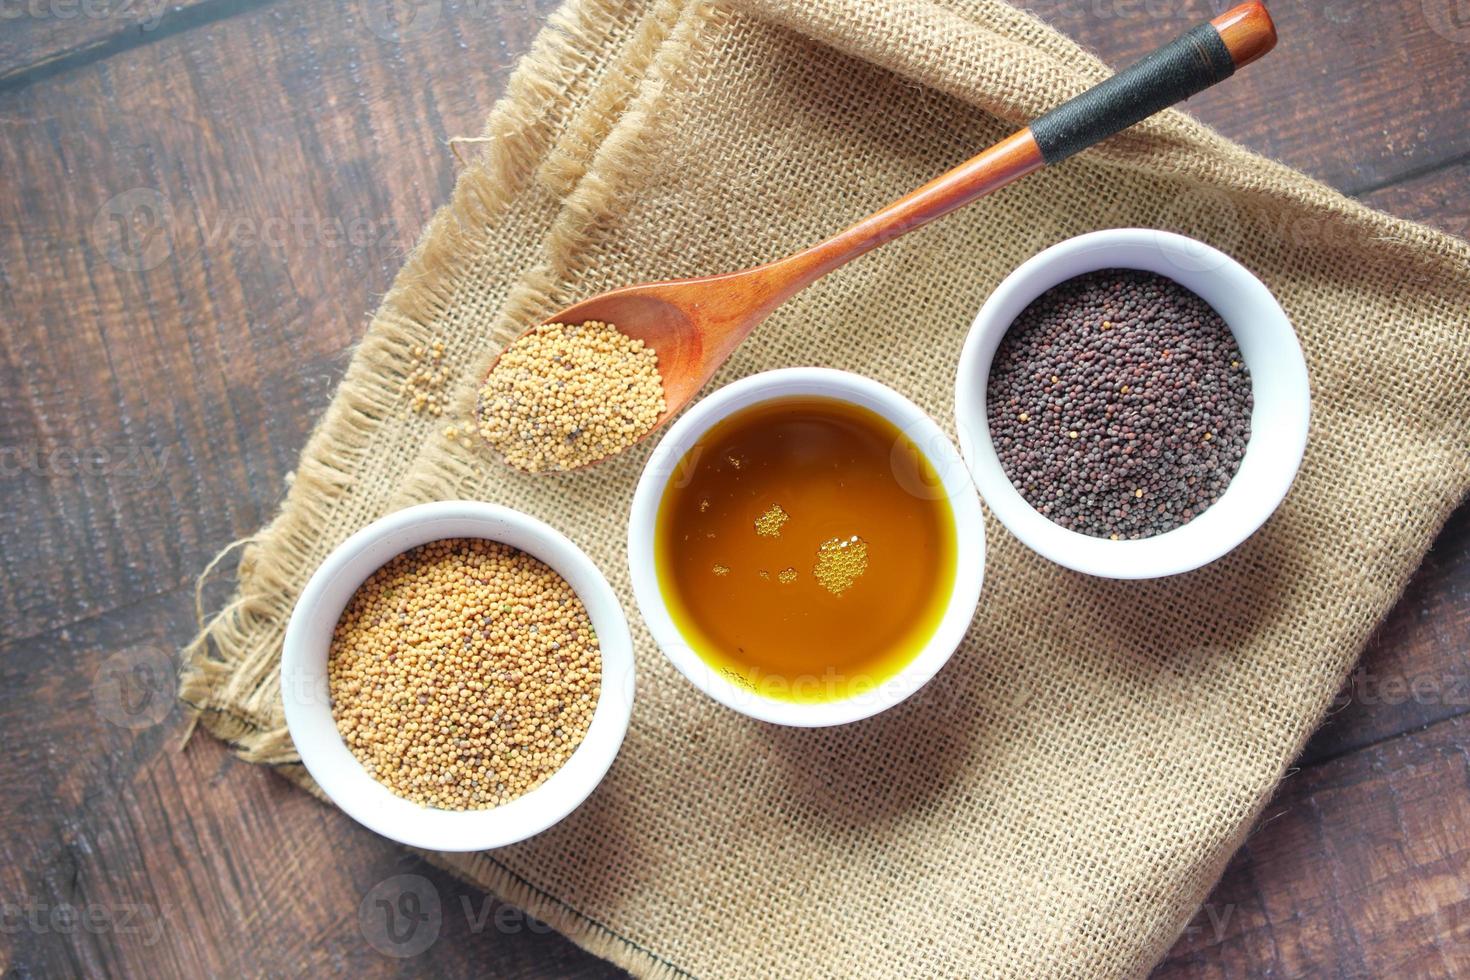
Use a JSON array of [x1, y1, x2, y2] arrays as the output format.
[[181, 0, 1470, 975]]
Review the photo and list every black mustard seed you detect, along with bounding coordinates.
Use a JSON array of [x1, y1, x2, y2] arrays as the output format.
[[986, 268, 1253, 540]]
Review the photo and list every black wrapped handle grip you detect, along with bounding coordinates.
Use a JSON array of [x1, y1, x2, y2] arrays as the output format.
[[708, 3, 1275, 333], [1030, 3, 1276, 164]]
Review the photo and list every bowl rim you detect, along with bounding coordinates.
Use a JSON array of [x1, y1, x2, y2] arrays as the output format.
[[280, 500, 634, 851], [954, 228, 1311, 579], [627, 367, 985, 727]]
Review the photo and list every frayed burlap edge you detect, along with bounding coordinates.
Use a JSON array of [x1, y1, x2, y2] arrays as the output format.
[[179, 2, 717, 976], [178, 0, 684, 760], [400, 1, 732, 505]]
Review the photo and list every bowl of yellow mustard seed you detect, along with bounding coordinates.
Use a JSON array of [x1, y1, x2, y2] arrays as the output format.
[[281, 501, 634, 851]]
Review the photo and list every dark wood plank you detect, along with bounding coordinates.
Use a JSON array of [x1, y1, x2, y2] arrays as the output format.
[[1023, 0, 1470, 193], [1155, 712, 1470, 978], [0, 0, 212, 80], [1297, 498, 1470, 767], [1360, 157, 1470, 241], [0, 587, 619, 977], [1154, 497, 1470, 974], [0, 0, 556, 644], [0, 0, 609, 975]]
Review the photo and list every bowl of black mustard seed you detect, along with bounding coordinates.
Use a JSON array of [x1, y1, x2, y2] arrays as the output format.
[[954, 229, 1309, 579]]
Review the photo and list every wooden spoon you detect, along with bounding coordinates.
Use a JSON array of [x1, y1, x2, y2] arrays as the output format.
[[492, 1, 1277, 465]]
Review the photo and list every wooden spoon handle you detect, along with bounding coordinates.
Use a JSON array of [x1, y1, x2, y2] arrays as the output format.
[[772, 3, 1275, 295]]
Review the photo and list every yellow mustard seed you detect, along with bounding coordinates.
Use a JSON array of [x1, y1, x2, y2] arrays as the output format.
[[475, 321, 665, 473], [326, 538, 601, 811], [403, 336, 451, 415]]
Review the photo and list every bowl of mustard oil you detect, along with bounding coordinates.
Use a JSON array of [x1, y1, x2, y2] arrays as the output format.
[[628, 368, 985, 726]]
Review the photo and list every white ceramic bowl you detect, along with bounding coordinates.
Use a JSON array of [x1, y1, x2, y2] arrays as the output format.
[[628, 368, 985, 727], [955, 229, 1310, 579], [281, 501, 634, 851]]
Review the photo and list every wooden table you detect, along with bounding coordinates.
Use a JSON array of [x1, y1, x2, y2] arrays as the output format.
[[2, 1, 1466, 975]]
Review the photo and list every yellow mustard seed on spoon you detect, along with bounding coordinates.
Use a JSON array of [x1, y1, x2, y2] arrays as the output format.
[[476, 320, 665, 473]]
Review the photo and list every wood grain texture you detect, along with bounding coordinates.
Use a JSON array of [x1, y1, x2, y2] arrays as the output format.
[[1024, 0, 1470, 192], [0, 0, 1465, 976], [1361, 156, 1470, 241], [0, 590, 618, 977], [0, 0, 214, 80], [1156, 713, 1470, 978], [1, 0, 612, 976], [0, 0, 553, 643]]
